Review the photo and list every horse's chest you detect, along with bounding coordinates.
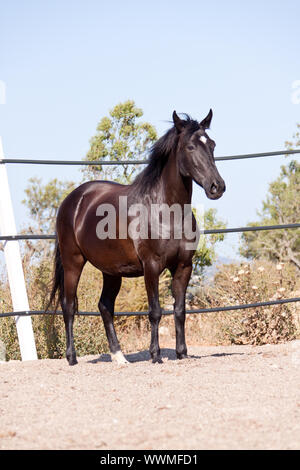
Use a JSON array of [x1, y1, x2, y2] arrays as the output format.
[[135, 237, 185, 267]]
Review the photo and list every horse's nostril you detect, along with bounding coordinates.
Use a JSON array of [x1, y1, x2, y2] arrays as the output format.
[[210, 183, 218, 194]]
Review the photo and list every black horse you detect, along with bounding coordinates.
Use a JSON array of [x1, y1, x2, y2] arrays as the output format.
[[48, 110, 225, 365]]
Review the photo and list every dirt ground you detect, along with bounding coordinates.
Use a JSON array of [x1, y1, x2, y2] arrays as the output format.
[[1, 341, 300, 450]]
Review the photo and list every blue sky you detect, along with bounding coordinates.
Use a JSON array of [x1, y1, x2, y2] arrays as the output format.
[[0, 0, 299, 259]]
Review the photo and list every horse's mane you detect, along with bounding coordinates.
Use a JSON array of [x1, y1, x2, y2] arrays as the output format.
[[131, 115, 199, 195]]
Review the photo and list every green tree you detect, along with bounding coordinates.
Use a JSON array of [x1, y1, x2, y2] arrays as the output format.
[[82, 100, 157, 184], [193, 207, 226, 274], [285, 123, 300, 150], [240, 125, 300, 271], [22, 177, 75, 261]]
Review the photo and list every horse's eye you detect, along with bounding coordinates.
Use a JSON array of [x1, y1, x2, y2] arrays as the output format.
[[187, 145, 195, 151]]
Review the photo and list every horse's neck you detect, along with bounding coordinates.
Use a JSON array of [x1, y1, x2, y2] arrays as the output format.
[[158, 151, 192, 206]]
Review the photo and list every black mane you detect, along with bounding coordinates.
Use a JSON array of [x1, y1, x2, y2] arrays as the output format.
[[132, 115, 199, 194]]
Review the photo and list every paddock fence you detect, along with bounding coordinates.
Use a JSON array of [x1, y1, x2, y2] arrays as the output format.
[[0, 148, 300, 319]]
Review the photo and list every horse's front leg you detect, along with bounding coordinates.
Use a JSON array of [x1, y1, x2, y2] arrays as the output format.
[[144, 261, 163, 364], [171, 262, 192, 359]]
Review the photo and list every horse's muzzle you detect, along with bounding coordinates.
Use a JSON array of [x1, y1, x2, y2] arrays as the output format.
[[206, 180, 226, 200]]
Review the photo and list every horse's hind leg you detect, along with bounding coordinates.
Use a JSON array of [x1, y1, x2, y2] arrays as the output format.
[[98, 273, 128, 364], [62, 254, 86, 365]]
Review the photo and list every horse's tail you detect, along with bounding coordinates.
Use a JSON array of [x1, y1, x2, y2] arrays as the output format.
[[45, 241, 64, 313]]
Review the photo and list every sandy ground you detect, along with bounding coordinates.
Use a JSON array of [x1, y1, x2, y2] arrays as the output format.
[[1, 341, 300, 450]]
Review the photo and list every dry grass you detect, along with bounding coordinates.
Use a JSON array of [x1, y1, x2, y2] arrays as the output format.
[[0, 259, 170, 360], [187, 260, 300, 345], [0, 258, 299, 360]]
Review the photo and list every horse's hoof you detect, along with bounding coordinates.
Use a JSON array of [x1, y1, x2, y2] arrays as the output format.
[[111, 350, 129, 365], [152, 356, 163, 364], [68, 357, 78, 366], [176, 353, 188, 360]]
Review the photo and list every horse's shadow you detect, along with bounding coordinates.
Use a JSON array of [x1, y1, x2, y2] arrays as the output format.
[[87, 348, 245, 364]]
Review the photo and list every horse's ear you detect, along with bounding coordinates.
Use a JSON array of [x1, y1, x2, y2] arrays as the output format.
[[173, 111, 185, 133], [199, 109, 213, 129]]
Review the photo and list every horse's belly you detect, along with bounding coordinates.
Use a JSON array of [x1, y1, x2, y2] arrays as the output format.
[[78, 236, 143, 277]]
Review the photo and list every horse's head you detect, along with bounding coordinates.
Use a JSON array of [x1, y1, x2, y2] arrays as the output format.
[[173, 110, 226, 200]]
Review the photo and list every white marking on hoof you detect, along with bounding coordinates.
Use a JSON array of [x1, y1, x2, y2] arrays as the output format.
[[111, 350, 129, 365]]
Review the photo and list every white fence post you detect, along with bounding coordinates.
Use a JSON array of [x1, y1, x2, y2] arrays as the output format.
[[0, 137, 37, 361]]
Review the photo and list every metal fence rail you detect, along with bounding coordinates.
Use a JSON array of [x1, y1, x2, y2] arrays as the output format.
[[1, 222, 300, 242], [1, 148, 300, 166], [1, 296, 299, 319]]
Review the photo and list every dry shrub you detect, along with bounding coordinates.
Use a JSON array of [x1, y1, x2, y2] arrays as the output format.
[[1, 256, 299, 360], [0, 260, 108, 360], [191, 260, 299, 345], [0, 258, 171, 360], [288, 289, 300, 336]]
